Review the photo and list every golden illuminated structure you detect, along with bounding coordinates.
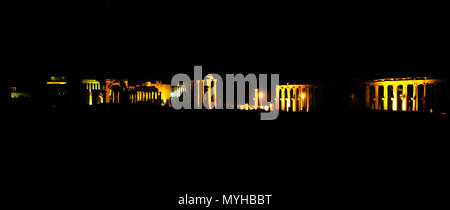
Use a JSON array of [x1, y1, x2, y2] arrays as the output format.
[[81, 79, 101, 105], [9, 86, 17, 92], [276, 84, 318, 112], [8, 85, 31, 100], [238, 88, 272, 111], [105, 79, 123, 104], [172, 83, 186, 98], [45, 76, 69, 106], [101, 79, 168, 105], [46, 76, 67, 85], [365, 77, 447, 112], [149, 81, 171, 101], [141, 81, 171, 105], [128, 84, 160, 104], [192, 74, 218, 109]]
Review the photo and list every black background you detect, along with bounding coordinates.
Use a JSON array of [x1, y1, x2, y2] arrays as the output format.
[[2, 2, 448, 209], [4, 2, 449, 82]]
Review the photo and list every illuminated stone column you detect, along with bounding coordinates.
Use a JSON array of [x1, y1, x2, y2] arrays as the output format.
[[299, 87, 304, 111], [374, 85, 379, 110], [89, 92, 92, 105], [422, 84, 427, 112], [298, 87, 303, 111], [392, 85, 398, 111], [412, 84, 418, 111], [255, 89, 259, 109], [365, 85, 370, 109], [295, 88, 299, 111], [402, 84, 408, 111], [306, 87, 310, 112], [281, 88, 285, 111], [202, 80, 205, 106], [286, 87, 291, 112], [196, 80, 200, 108], [383, 85, 388, 110], [292, 87, 297, 112], [208, 81, 212, 109], [273, 86, 280, 110], [213, 79, 217, 109]]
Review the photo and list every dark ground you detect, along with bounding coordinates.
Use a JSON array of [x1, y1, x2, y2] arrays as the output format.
[[2, 105, 448, 209]]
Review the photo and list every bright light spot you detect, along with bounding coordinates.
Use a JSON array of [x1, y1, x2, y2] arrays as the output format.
[[259, 92, 263, 98], [47, 82, 67, 85], [301, 93, 305, 99]]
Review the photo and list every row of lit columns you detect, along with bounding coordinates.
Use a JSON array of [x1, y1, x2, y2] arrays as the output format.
[[85, 82, 100, 105], [173, 85, 186, 98], [278, 87, 311, 112], [130, 91, 158, 103], [86, 83, 100, 91], [365, 84, 426, 111], [111, 91, 120, 104], [195, 79, 217, 109]]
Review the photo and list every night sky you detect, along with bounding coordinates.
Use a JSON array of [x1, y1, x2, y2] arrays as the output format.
[[4, 2, 448, 86]]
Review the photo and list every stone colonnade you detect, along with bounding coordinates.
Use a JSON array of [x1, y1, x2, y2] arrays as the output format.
[[193, 76, 217, 109], [81, 79, 101, 105], [130, 87, 160, 104], [276, 84, 317, 112], [364, 77, 445, 112]]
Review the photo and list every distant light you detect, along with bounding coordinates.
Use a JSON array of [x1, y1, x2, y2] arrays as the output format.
[[301, 93, 306, 99], [47, 82, 67, 85], [259, 92, 263, 98]]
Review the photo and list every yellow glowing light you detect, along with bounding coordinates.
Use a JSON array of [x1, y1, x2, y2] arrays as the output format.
[[392, 98, 397, 111], [259, 92, 263, 98], [301, 93, 305, 99], [47, 82, 67, 85]]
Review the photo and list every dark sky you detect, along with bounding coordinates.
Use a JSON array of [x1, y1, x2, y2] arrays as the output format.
[[4, 2, 448, 85]]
